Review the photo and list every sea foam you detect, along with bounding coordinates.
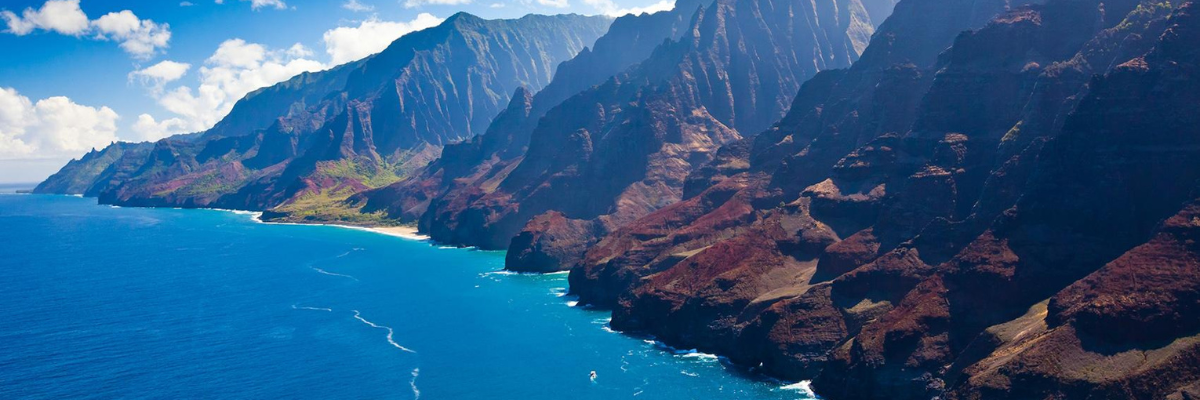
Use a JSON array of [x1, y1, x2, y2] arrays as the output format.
[[351, 310, 416, 353], [309, 266, 358, 281]]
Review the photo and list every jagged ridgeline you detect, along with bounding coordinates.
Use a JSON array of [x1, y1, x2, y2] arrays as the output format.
[[357, 0, 893, 270], [37, 0, 1200, 398], [36, 13, 612, 221], [570, 0, 1200, 398]]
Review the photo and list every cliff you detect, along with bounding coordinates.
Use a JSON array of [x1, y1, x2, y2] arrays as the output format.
[[361, 0, 887, 277], [571, 0, 1200, 398], [35, 13, 612, 225]]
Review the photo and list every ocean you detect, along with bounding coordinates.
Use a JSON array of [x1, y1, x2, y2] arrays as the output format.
[[0, 192, 816, 399]]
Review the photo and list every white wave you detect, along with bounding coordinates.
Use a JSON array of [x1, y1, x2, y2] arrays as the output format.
[[639, 337, 723, 361], [566, 300, 579, 307], [543, 270, 570, 276], [68, 194, 83, 198], [310, 266, 358, 281], [680, 352, 719, 361], [207, 207, 265, 222], [780, 381, 817, 398], [410, 368, 421, 400], [680, 370, 699, 377], [291, 305, 333, 312], [351, 310, 416, 353], [481, 270, 519, 277]]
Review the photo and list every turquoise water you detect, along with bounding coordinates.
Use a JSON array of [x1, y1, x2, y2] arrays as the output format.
[[0, 193, 815, 399]]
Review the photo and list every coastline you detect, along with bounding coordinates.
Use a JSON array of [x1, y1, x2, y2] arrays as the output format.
[[199, 206, 432, 242], [53, 194, 817, 395], [337, 225, 430, 241]]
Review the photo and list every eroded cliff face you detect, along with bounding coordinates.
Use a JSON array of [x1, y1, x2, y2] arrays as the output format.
[[570, 0, 1199, 398], [354, 1, 709, 230], [375, 0, 885, 273], [35, 13, 611, 223]]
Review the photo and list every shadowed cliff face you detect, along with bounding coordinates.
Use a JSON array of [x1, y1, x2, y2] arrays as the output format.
[[354, 0, 710, 229], [35, 13, 611, 222], [374, 0, 885, 273], [567, 0, 1200, 397]]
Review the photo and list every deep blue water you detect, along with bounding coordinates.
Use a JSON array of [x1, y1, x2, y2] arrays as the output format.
[[0, 193, 816, 399]]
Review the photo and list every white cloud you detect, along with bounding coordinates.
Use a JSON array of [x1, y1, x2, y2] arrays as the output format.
[[536, 0, 569, 8], [131, 114, 190, 142], [2, 1, 171, 60], [180, 1, 194, 6], [0, 87, 120, 160], [129, 60, 192, 94], [92, 10, 172, 59], [322, 13, 443, 65], [137, 39, 326, 138], [342, 0, 374, 12], [215, 0, 225, 4], [404, 0, 471, 8], [1, 0, 89, 36], [244, 0, 287, 10], [583, 0, 672, 16]]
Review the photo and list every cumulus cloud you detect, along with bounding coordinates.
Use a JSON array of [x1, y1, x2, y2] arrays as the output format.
[[92, 10, 172, 59], [322, 13, 442, 65], [180, 1, 194, 6], [583, 0, 672, 16], [1, 1, 171, 60], [403, 0, 472, 8], [130, 114, 190, 142], [244, 0, 287, 10], [342, 0, 373, 12], [0, 0, 88, 36], [536, 0, 569, 8], [129, 60, 192, 93], [0, 87, 120, 160], [133, 39, 324, 139]]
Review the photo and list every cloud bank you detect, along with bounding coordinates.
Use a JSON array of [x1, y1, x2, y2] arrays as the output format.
[[1, 0, 172, 59], [322, 13, 443, 65], [0, 87, 120, 160]]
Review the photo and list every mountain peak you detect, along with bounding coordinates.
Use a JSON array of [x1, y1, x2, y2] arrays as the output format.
[[445, 11, 483, 24]]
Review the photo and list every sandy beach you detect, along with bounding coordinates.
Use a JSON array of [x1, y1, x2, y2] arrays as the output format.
[[362, 225, 430, 241], [217, 209, 431, 241]]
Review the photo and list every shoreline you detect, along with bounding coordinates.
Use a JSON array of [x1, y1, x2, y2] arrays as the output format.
[[195, 206, 433, 242], [258, 217, 431, 242], [60, 194, 816, 393]]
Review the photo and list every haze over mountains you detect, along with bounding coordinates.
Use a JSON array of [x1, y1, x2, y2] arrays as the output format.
[[37, 0, 1200, 398]]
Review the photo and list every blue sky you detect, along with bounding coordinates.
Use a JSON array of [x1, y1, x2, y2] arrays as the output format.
[[0, 0, 672, 183]]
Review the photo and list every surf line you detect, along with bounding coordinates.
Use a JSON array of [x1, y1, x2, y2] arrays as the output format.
[[309, 264, 355, 279], [291, 305, 333, 312], [351, 310, 417, 353], [410, 368, 421, 400]]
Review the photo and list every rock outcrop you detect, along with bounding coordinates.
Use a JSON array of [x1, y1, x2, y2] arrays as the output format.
[[570, 0, 1200, 398], [366, 0, 887, 274]]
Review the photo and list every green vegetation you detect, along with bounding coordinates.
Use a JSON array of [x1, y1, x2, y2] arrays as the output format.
[[1114, 1, 1174, 32], [269, 187, 394, 225]]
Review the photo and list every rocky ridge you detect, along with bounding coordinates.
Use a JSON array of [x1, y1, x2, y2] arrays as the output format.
[[36, 13, 611, 224]]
